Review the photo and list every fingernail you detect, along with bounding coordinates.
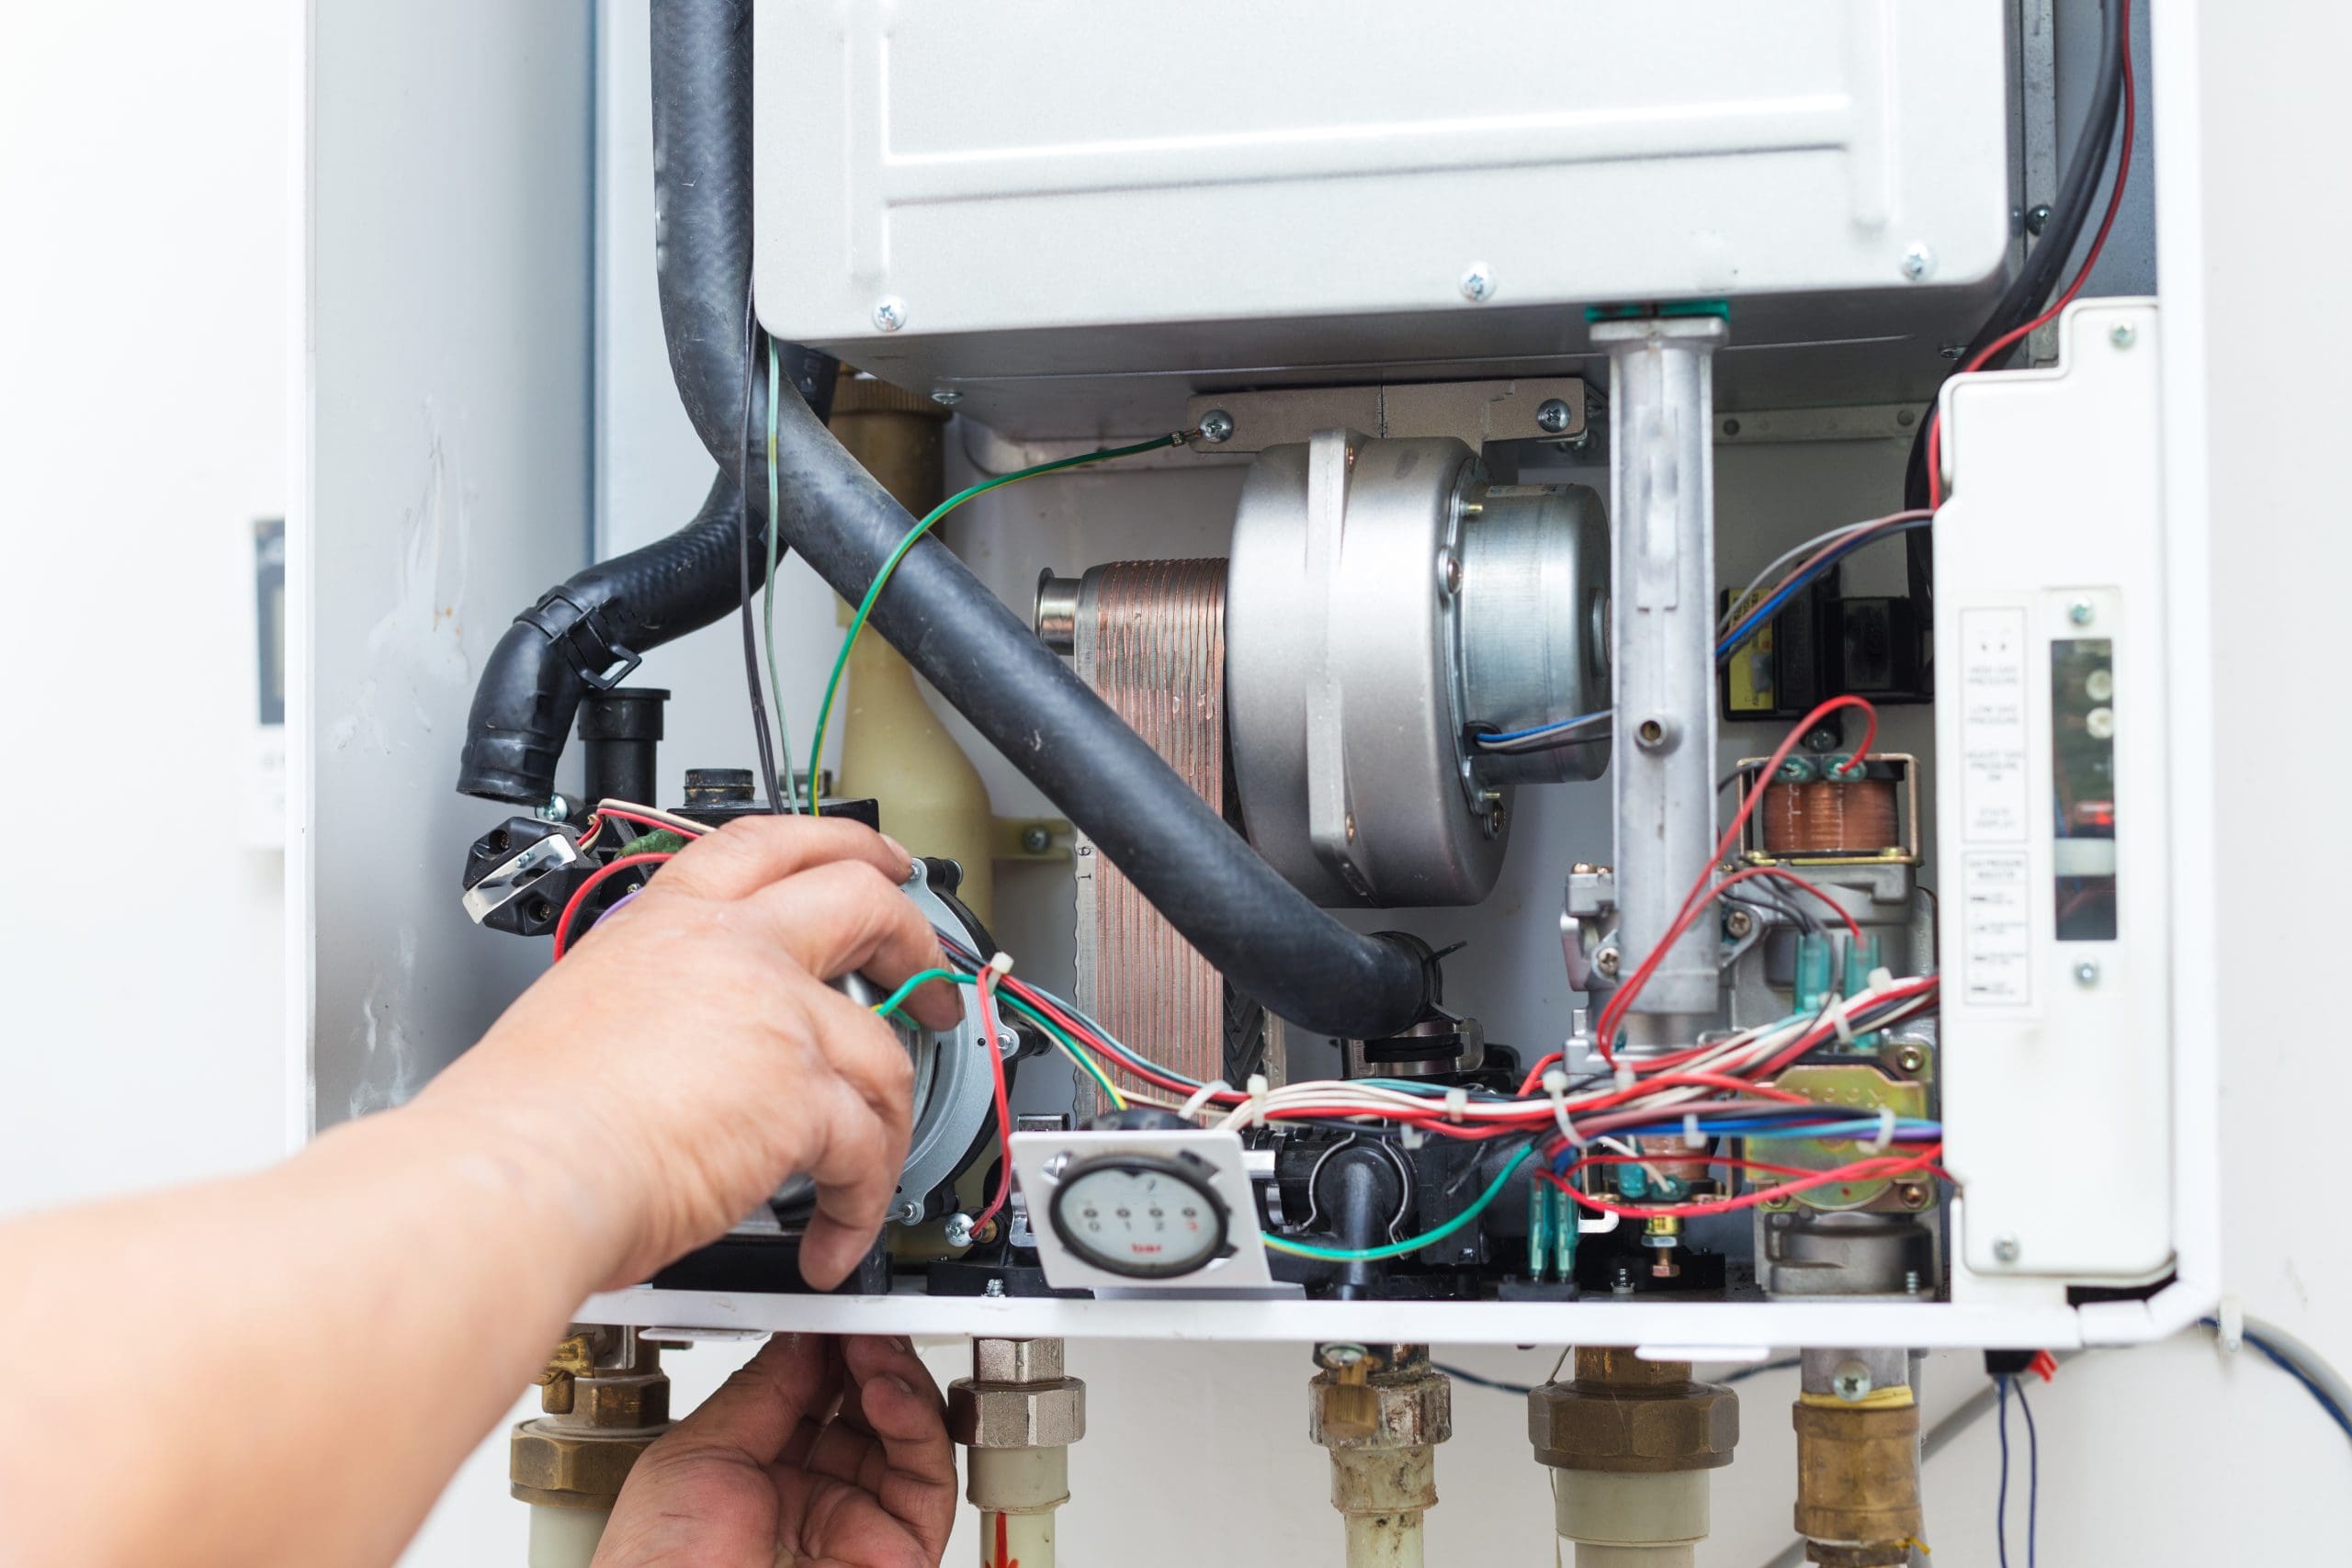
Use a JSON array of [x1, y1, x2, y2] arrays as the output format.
[[880, 833, 911, 866], [893, 1336, 914, 1354], [881, 1373, 914, 1395]]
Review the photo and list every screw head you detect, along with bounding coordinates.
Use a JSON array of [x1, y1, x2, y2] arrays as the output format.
[[889, 1199, 923, 1225], [2075, 960, 2100, 987], [1019, 824, 1052, 854], [1316, 1343, 1370, 1371], [536, 794, 571, 823], [2110, 321, 2138, 349], [872, 296, 908, 333], [1894, 1043, 1929, 1075], [1900, 243, 1936, 281], [1634, 716, 1674, 752], [1198, 408, 1235, 443], [1535, 398, 1574, 434], [930, 387, 963, 406], [996, 1028, 1020, 1056], [2068, 598, 2096, 626], [1830, 1360, 1874, 1403], [1897, 1181, 1932, 1212], [1438, 548, 1463, 595], [1993, 1234, 2022, 1264], [1724, 908, 1757, 939], [944, 1213, 977, 1247], [1593, 947, 1622, 978], [2026, 203, 2053, 236], [1459, 262, 1496, 302]]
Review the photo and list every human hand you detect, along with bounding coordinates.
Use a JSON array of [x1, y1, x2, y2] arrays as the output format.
[[420, 818, 964, 1291], [594, 1335, 958, 1568]]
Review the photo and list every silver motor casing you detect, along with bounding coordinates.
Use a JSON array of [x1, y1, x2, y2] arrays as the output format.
[[1226, 431, 1608, 908], [765, 865, 999, 1224]]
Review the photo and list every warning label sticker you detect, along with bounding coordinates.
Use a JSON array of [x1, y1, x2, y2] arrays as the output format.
[[1962, 849, 2033, 1007], [1959, 608, 2030, 841]]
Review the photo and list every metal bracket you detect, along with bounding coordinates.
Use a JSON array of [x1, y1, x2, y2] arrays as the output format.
[[1304, 430, 1374, 900], [1185, 378, 1589, 455], [460, 831, 580, 924]]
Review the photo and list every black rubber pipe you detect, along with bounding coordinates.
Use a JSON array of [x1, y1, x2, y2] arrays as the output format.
[[458, 0, 832, 805], [458, 475, 756, 802], [460, 0, 1430, 1039], [763, 382, 1430, 1039]]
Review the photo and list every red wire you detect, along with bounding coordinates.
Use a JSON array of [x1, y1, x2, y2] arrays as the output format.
[[967, 966, 1016, 1235], [1591, 695, 1880, 1064], [1549, 1145, 1946, 1221], [549, 852, 673, 961], [1928, 0, 2134, 506]]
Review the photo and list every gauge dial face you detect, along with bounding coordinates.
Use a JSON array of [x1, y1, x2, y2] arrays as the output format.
[[1047, 1155, 1230, 1279]]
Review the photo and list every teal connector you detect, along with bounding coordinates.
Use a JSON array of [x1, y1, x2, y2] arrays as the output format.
[[1527, 1178, 1555, 1282], [1795, 931, 1834, 1013], [1553, 1186, 1577, 1281], [1616, 1163, 1650, 1200], [1843, 933, 1883, 1050]]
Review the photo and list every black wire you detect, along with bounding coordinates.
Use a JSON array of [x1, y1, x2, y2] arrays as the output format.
[[736, 293, 785, 815], [1903, 0, 2130, 511], [1434, 1363, 1540, 1396], [2016, 1379, 2040, 1568], [1996, 1376, 2013, 1568], [1439, 1355, 1800, 1398]]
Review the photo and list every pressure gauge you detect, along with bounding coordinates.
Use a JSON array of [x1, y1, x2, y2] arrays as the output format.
[[1045, 1151, 1232, 1280]]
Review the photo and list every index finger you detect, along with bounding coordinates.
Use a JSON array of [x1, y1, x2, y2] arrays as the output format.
[[743, 861, 964, 1032], [650, 816, 913, 902]]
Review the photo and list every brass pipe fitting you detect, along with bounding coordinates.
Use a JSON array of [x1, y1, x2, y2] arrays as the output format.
[[510, 1325, 672, 1512], [1528, 1348, 1740, 1568], [1792, 1348, 1923, 1568], [1309, 1344, 1452, 1568]]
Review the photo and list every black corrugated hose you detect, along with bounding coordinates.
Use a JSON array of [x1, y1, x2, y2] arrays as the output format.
[[457, 0, 1431, 1039]]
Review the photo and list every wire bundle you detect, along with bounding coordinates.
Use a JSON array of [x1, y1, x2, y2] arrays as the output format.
[[1474, 512, 1927, 755]]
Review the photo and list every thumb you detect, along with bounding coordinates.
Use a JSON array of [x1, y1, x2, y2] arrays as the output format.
[[662, 1335, 840, 1465]]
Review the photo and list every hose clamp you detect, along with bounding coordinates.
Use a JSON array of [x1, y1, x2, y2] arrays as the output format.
[[523, 589, 642, 690]]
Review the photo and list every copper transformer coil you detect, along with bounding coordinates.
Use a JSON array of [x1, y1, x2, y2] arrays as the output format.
[[1760, 776, 1901, 856]]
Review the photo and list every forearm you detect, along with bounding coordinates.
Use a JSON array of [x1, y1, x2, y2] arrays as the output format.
[[0, 1098, 616, 1568]]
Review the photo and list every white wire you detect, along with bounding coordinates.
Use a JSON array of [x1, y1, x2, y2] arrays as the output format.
[[594, 798, 710, 837], [1716, 512, 1921, 634]]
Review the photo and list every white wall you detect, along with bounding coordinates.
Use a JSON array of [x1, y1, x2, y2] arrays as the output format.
[[7, 3, 2351, 1567], [0, 5, 291, 1207]]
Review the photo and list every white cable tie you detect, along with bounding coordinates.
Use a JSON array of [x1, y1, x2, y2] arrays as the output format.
[[2216, 1294, 2245, 1354], [1541, 1068, 1589, 1147], [987, 951, 1015, 977], [1243, 1072, 1271, 1130], [1823, 989, 1858, 1046], [1682, 1112, 1705, 1150], [1867, 964, 1894, 993], [1613, 1064, 1637, 1092], [1866, 1105, 1896, 1154], [1443, 1086, 1469, 1124], [1179, 1079, 1231, 1122]]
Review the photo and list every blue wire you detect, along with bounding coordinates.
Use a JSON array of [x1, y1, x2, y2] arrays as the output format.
[[1996, 1376, 2013, 1568], [2201, 1318, 2352, 1440], [1485, 516, 1929, 750], [2016, 1379, 2040, 1568], [1479, 708, 1611, 745], [1714, 518, 1931, 662]]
